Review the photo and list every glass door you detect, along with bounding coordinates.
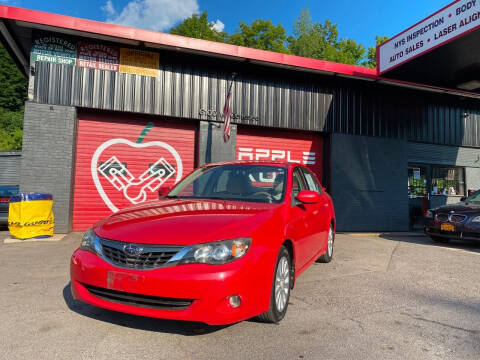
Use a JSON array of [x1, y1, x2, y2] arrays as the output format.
[[408, 165, 429, 231]]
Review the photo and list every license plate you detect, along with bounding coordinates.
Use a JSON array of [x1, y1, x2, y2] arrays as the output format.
[[441, 223, 455, 232]]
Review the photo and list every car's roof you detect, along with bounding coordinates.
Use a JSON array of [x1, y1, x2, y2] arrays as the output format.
[[203, 160, 293, 168]]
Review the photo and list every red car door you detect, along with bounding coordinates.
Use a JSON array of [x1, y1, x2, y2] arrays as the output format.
[[287, 167, 314, 270], [301, 167, 330, 255]]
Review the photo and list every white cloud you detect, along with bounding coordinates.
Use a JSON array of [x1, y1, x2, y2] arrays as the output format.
[[103, 0, 199, 32], [211, 19, 224, 32], [101, 0, 116, 17]]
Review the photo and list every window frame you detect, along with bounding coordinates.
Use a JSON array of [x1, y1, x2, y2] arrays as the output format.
[[430, 166, 466, 196]]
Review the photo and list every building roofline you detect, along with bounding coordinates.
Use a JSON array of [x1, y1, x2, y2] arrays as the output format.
[[1, 5, 480, 100]]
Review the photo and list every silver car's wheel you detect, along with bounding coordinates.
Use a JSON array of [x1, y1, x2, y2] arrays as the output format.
[[275, 256, 290, 312], [256, 246, 291, 323], [317, 224, 334, 263]]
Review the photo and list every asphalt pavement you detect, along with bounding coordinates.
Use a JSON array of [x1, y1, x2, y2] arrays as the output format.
[[1, 230, 479, 360]]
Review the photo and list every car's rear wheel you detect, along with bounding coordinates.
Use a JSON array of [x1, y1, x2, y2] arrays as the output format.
[[256, 246, 291, 323], [317, 225, 334, 263], [431, 235, 450, 243]]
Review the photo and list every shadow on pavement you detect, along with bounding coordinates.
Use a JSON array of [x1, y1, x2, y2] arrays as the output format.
[[62, 283, 232, 335], [379, 234, 480, 254]]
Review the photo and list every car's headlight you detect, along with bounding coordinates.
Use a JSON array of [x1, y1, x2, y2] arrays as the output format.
[[173, 238, 251, 265], [425, 210, 434, 218], [80, 228, 102, 255], [471, 216, 480, 223]]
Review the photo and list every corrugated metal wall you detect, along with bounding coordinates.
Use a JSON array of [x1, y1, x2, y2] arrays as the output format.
[[33, 60, 480, 148], [0, 151, 21, 185], [408, 142, 480, 167]]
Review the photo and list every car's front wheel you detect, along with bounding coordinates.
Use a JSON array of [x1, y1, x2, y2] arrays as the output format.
[[256, 246, 291, 323]]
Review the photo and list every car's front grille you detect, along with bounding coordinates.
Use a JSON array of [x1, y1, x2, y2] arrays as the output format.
[[100, 238, 183, 270], [436, 213, 467, 223], [83, 283, 193, 310]]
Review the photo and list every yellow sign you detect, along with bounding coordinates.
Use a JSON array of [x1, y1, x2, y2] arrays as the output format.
[[120, 48, 159, 77]]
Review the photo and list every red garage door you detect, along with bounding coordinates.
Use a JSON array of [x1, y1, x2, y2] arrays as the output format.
[[236, 127, 323, 179], [72, 113, 196, 231]]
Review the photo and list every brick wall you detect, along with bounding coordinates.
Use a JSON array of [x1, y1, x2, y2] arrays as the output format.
[[20, 102, 77, 233]]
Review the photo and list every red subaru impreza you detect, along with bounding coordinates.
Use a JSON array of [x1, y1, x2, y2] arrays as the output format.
[[70, 161, 335, 325]]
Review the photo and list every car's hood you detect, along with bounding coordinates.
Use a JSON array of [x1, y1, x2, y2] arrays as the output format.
[[433, 202, 480, 214], [94, 198, 281, 245]]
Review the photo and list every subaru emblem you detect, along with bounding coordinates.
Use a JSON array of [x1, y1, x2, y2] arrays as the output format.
[[123, 244, 143, 257]]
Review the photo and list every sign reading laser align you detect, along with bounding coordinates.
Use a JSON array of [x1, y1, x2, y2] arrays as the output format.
[[378, 0, 480, 74]]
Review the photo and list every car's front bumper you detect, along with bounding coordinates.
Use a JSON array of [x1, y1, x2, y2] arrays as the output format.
[[70, 247, 274, 325], [424, 219, 480, 242]]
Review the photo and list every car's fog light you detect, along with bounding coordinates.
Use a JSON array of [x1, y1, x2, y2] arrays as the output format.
[[229, 295, 241, 308]]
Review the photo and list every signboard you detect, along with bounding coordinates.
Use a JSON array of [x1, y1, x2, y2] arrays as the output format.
[[77, 42, 120, 72], [120, 48, 159, 77], [31, 34, 77, 66], [378, 0, 480, 74], [413, 168, 421, 180]]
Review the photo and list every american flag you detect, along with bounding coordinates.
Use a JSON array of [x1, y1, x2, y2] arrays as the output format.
[[223, 75, 235, 142]]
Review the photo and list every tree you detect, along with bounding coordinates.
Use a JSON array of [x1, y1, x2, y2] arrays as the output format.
[[170, 11, 227, 43], [363, 35, 389, 68], [0, 43, 26, 150], [228, 19, 290, 54], [287, 9, 366, 66], [0, 43, 27, 112]]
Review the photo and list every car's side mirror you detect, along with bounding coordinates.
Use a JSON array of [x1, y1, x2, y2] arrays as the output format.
[[158, 186, 171, 198], [460, 196, 466, 202], [296, 190, 321, 204]]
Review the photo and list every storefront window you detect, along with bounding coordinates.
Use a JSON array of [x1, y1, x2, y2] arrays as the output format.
[[408, 167, 427, 197], [431, 167, 465, 196]]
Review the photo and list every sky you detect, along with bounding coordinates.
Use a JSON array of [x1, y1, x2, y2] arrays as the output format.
[[1, 0, 453, 48]]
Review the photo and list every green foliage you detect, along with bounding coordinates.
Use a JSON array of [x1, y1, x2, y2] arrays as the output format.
[[228, 19, 290, 54], [287, 9, 367, 66], [363, 35, 389, 68], [170, 11, 227, 43], [0, 43, 26, 150]]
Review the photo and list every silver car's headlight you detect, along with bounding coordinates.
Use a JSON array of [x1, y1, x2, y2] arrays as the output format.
[[80, 228, 102, 255], [173, 238, 251, 265], [471, 216, 480, 223], [425, 210, 434, 218]]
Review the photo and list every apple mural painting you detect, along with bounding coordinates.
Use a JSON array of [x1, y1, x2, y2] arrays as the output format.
[[91, 138, 183, 213]]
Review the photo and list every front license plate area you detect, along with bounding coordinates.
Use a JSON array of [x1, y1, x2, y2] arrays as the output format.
[[440, 223, 455, 232], [106, 271, 144, 291]]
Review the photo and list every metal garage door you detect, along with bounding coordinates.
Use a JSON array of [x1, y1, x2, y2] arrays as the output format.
[[236, 127, 323, 178], [72, 112, 196, 231]]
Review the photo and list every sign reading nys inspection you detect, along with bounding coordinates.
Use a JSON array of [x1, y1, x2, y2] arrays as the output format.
[[31, 34, 77, 66], [120, 49, 159, 77], [77, 42, 120, 72], [378, 0, 480, 74]]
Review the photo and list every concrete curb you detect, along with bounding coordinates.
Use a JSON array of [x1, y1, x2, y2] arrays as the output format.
[[3, 234, 67, 244]]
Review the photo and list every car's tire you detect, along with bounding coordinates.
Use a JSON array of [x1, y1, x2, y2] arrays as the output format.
[[317, 225, 334, 263], [256, 246, 291, 323], [431, 235, 450, 243]]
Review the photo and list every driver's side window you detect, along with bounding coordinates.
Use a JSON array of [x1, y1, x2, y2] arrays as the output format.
[[292, 168, 306, 203]]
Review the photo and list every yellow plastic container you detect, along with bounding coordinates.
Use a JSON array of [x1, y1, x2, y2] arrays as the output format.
[[8, 193, 54, 239]]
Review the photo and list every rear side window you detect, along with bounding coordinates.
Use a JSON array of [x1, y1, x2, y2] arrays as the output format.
[[301, 168, 322, 194]]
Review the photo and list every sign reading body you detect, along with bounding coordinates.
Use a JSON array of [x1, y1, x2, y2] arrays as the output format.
[[31, 34, 77, 66], [378, 0, 480, 74], [120, 48, 159, 77], [77, 42, 120, 72]]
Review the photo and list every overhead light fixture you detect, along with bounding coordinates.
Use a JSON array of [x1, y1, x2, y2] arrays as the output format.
[[456, 80, 480, 91]]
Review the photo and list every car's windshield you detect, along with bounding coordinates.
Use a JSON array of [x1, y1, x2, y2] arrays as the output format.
[[464, 190, 480, 203], [167, 164, 287, 204]]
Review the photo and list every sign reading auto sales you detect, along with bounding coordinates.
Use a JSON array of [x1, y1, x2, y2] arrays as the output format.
[[378, 0, 480, 74], [77, 42, 120, 72]]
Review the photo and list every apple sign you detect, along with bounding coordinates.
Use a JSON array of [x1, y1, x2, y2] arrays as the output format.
[[91, 138, 183, 213]]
